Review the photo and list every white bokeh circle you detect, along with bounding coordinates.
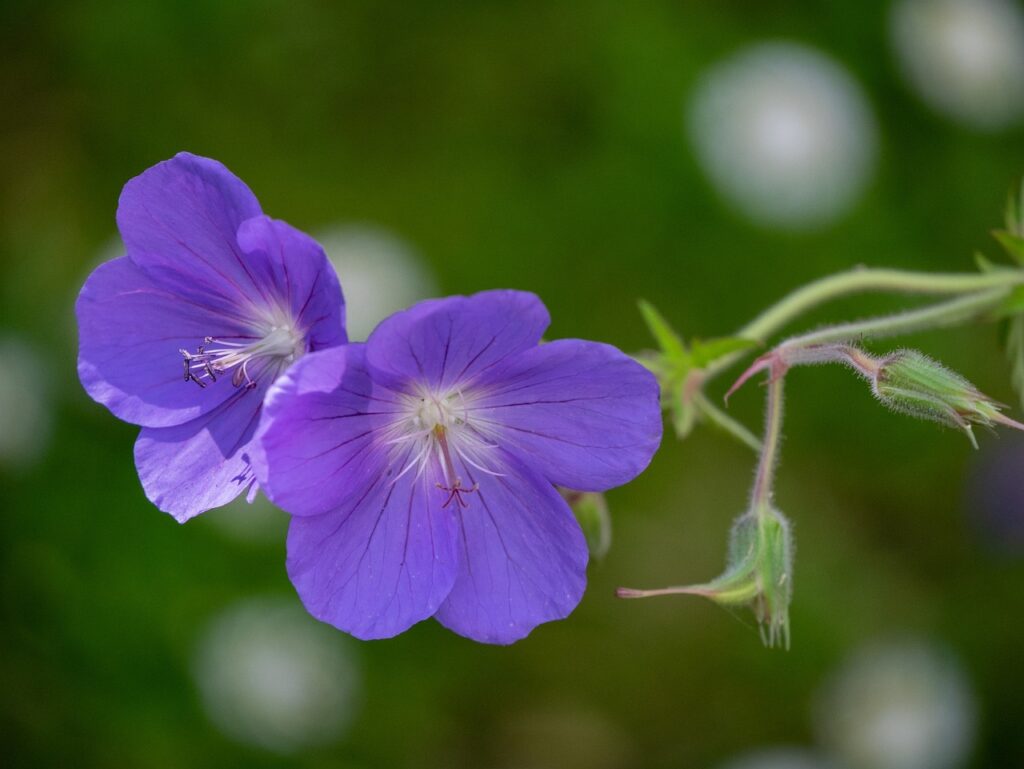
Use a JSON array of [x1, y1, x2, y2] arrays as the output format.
[[193, 597, 361, 753], [688, 42, 878, 229], [892, 0, 1024, 130], [814, 639, 976, 769], [0, 336, 52, 468], [317, 225, 437, 341]]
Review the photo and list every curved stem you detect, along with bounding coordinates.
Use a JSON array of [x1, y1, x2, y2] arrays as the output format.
[[705, 268, 1023, 379], [779, 287, 1010, 350]]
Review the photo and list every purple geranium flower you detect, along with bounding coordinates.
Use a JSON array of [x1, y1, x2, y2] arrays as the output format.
[[255, 290, 662, 643], [77, 153, 346, 521]]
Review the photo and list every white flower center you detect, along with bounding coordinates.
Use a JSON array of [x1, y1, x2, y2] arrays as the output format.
[[411, 390, 465, 433], [385, 385, 501, 508]]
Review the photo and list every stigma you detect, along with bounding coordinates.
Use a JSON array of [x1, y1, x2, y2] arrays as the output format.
[[180, 322, 304, 390]]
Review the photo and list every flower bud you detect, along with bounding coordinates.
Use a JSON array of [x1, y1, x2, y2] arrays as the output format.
[[870, 349, 1022, 447], [618, 506, 794, 649], [718, 508, 793, 649], [560, 489, 612, 560]]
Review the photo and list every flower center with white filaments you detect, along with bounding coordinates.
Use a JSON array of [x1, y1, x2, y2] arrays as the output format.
[[179, 316, 304, 390], [386, 386, 502, 508]]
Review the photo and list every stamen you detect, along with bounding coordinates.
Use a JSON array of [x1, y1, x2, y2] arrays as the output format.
[[457, 452, 506, 478], [178, 323, 304, 391], [432, 425, 459, 487]]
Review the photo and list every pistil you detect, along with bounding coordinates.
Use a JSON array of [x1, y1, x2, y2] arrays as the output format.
[[432, 424, 478, 509]]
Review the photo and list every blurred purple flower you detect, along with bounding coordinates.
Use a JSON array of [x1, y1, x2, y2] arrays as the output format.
[[77, 153, 346, 521], [964, 432, 1024, 552], [255, 290, 662, 643]]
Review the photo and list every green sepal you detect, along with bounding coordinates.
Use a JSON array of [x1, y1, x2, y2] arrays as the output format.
[[638, 300, 688, 365], [992, 230, 1024, 265], [689, 336, 758, 368], [992, 285, 1024, 318], [670, 387, 698, 438], [988, 180, 1024, 264], [638, 300, 696, 439], [975, 251, 1000, 273], [873, 349, 1008, 444], [638, 301, 760, 448], [682, 508, 793, 649], [561, 489, 612, 560]]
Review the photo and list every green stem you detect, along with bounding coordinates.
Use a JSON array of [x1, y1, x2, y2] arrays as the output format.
[[751, 374, 785, 515], [706, 267, 1023, 379], [779, 287, 1010, 350], [726, 289, 1010, 404]]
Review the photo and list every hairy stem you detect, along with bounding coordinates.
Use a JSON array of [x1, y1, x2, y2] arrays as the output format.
[[726, 290, 1010, 404], [750, 374, 785, 513], [705, 268, 1022, 380], [778, 287, 1011, 350]]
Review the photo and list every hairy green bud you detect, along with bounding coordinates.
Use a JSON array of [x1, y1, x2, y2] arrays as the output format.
[[871, 349, 1022, 447], [713, 508, 793, 649], [618, 506, 794, 649]]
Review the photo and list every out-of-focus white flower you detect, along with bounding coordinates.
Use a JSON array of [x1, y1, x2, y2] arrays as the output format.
[[814, 640, 976, 769], [0, 336, 52, 467], [718, 747, 835, 769], [688, 42, 878, 230], [193, 597, 361, 753], [317, 225, 437, 341], [891, 0, 1024, 130]]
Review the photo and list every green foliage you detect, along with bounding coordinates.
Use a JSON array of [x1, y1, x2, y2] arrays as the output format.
[[638, 300, 687, 365], [992, 231, 1024, 265], [995, 180, 1024, 409], [992, 178, 1024, 264], [974, 251, 1000, 273], [638, 300, 760, 448], [993, 284, 1024, 318]]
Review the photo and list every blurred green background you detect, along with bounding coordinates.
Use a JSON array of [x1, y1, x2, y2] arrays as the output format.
[[3, 1, 1024, 767]]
